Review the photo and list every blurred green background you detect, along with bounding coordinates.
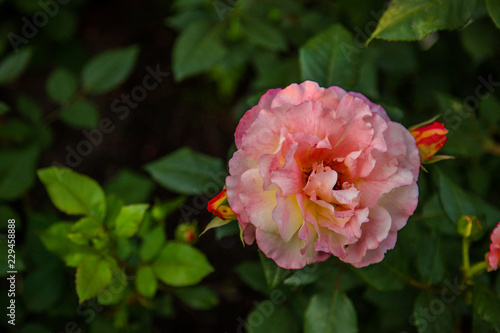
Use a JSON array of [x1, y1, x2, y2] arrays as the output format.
[[1, 0, 500, 332]]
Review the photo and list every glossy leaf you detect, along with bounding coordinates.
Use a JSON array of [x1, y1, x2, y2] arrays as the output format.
[[67, 216, 104, 245], [240, 16, 286, 51], [136, 266, 158, 298], [259, 251, 289, 290], [0, 47, 32, 85], [17, 94, 42, 122], [114, 204, 149, 238], [145, 147, 225, 195], [104, 169, 154, 204], [350, 262, 405, 291], [46, 68, 78, 104], [37, 167, 106, 221], [234, 261, 269, 295], [413, 292, 455, 333], [300, 24, 360, 88], [473, 285, 500, 332], [437, 169, 476, 224], [76, 255, 113, 303], [40, 222, 92, 267], [0, 146, 39, 200], [487, 0, 500, 28], [172, 20, 226, 81], [417, 234, 444, 284], [304, 290, 358, 333], [60, 99, 99, 129], [152, 242, 214, 287], [81, 46, 139, 94], [368, 0, 478, 42], [175, 285, 219, 310], [103, 195, 124, 229], [139, 225, 166, 262]]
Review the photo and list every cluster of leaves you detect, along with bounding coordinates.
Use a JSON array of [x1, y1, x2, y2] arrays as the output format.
[[37, 166, 215, 314], [0, 1, 226, 331], [1, 0, 500, 332], [168, 0, 500, 332]]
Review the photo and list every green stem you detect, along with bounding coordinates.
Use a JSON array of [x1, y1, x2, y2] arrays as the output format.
[[467, 261, 488, 279], [462, 237, 470, 272]]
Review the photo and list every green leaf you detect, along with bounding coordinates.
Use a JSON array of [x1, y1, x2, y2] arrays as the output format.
[[114, 204, 149, 238], [22, 262, 64, 312], [200, 217, 233, 236], [152, 242, 214, 287], [96, 258, 128, 306], [473, 285, 500, 332], [413, 292, 455, 333], [174, 285, 219, 310], [67, 216, 104, 245], [460, 21, 499, 65], [304, 290, 358, 333], [103, 195, 124, 229], [368, 0, 479, 42], [17, 94, 42, 122], [0, 101, 10, 114], [350, 262, 405, 291], [140, 225, 166, 262], [487, 0, 500, 28], [240, 16, 286, 51], [0, 146, 39, 200], [104, 169, 154, 204], [81, 45, 139, 95], [417, 234, 444, 284], [259, 251, 289, 290], [136, 266, 157, 298], [76, 255, 113, 303], [0, 205, 19, 232], [40, 222, 92, 267], [437, 169, 476, 224], [247, 304, 299, 333], [37, 167, 106, 221], [46, 67, 78, 104], [115, 236, 132, 260], [0, 47, 32, 85], [172, 20, 226, 81], [60, 99, 100, 129], [300, 24, 360, 88], [0, 119, 30, 143], [234, 261, 269, 295], [144, 147, 225, 195]]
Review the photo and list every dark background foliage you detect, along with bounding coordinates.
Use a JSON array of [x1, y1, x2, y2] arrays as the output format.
[[1, 0, 500, 332]]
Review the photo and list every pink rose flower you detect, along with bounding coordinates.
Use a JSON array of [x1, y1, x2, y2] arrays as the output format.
[[226, 81, 420, 269], [487, 222, 500, 271]]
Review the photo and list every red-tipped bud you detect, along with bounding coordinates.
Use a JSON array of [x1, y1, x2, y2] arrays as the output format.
[[410, 121, 449, 161], [207, 189, 236, 221]]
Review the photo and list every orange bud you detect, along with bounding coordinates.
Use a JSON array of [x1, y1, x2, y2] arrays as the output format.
[[207, 189, 236, 221], [410, 121, 448, 161]]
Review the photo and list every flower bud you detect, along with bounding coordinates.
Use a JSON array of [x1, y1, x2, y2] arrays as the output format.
[[457, 215, 483, 241], [207, 189, 236, 221], [487, 222, 500, 271], [175, 222, 198, 244], [410, 121, 449, 161]]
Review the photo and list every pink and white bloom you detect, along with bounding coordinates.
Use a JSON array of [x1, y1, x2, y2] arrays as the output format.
[[226, 81, 420, 269], [487, 222, 500, 271]]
